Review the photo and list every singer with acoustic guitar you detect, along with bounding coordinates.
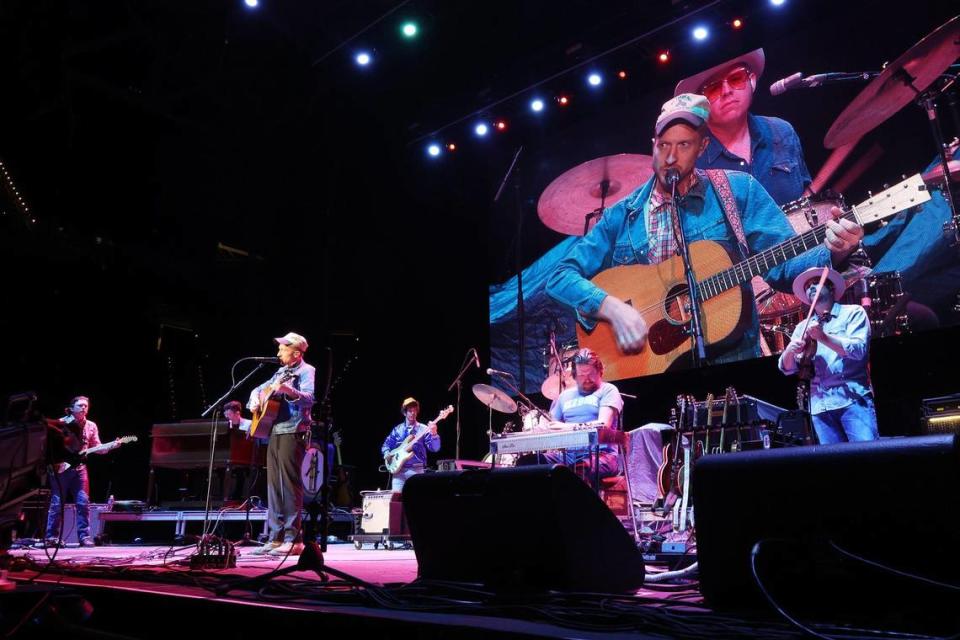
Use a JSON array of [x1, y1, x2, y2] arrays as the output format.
[[545, 93, 865, 378], [246, 331, 315, 556], [381, 398, 447, 491]]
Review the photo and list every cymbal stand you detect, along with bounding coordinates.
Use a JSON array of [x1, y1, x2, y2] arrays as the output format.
[[583, 178, 611, 235], [446, 348, 477, 460], [909, 73, 959, 243]]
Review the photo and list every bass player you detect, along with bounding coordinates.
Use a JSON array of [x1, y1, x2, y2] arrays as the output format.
[[381, 397, 441, 491]]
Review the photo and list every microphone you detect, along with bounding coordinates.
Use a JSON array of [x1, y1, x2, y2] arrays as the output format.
[[770, 71, 878, 96], [664, 168, 681, 186], [472, 348, 481, 369], [248, 356, 282, 363], [486, 367, 514, 378]]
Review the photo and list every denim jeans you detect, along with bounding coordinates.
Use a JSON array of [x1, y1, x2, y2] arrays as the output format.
[[391, 465, 424, 492], [813, 397, 879, 444], [46, 467, 90, 542]]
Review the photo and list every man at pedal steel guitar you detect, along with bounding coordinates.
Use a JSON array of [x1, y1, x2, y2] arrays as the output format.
[[246, 332, 315, 556], [778, 268, 879, 443], [45, 396, 119, 547], [545, 93, 864, 369], [518, 348, 623, 484], [381, 397, 441, 491]]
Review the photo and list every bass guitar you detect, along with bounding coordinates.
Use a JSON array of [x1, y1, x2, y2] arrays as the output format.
[[56, 435, 138, 473], [384, 406, 454, 474]]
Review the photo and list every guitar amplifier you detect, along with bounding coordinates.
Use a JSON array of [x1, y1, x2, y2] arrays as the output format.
[[921, 394, 960, 434], [360, 490, 408, 535]]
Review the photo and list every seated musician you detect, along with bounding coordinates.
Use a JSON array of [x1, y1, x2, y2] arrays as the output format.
[[519, 348, 623, 483]]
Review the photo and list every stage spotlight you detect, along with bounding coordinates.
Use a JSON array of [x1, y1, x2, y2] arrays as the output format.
[[401, 21, 418, 38], [447, 143, 457, 151], [692, 26, 709, 41], [587, 73, 603, 87], [494, 120, 508, 132], [530, 98, 545, 113], [244, 0, 258, 7], [658, 51, 670, 64], [770, 0, 786, 5], [732, 18, 743, 28], [474, 123, 489, 137], [355, 51, 372, 66], [557, 95, 569, 106], [427, 143, 441, 157], [618, 70, 628, 79]]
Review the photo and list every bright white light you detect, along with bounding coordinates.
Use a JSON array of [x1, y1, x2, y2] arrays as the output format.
[[401, 22, 418, 37], [770, 0, 786, 5], [693, 26, 709, 41], [474, 123, 489, 137], [355, 52, 372, 66], [427, 143, 442, 157], [530, 99, 545, 112], [244, 0, 258, 7], [587, 73, 602, 87]]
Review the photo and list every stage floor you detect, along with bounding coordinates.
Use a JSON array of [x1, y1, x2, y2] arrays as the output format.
[[2, 541, 719, 639]]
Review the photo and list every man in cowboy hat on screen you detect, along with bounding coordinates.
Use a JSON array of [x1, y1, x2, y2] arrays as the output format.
[[779, 268, 879, 443]]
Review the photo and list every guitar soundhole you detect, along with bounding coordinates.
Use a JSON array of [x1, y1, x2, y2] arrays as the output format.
[[648, 284, 692, 356], [664, 284, 691, 325]]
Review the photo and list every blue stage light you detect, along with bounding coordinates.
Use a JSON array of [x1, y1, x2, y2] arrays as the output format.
[[587, 73, 603, 87], [530, 99, 545, 113], [427, 143, 442, 157], [355, 51, 372, 66], [693, 26, 709, 41], [474, 123, 489, 137]]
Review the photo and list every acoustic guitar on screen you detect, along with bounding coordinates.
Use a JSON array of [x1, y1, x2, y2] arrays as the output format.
[[576, 174, 930, 380]]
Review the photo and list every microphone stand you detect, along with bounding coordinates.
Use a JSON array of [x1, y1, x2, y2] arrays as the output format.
[[196, 360, 270, 552], [446, 349, 476, 460], [494, 146, 526, 393], [669, 174, 708, 367], [491, 373, 551, 423]]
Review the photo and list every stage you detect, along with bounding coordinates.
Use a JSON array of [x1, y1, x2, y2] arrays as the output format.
[[2, 542, 724, 640]]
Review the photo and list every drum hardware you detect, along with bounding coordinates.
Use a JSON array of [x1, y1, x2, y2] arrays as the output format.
[[541, 330, 576, 400], [825, 16, 960, 240]]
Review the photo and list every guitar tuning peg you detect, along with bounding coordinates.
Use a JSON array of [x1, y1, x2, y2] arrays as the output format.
[[882, 183, 890, 190]]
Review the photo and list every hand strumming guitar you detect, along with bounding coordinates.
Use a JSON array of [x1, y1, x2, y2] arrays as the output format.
[[597, 296, 648, 354]]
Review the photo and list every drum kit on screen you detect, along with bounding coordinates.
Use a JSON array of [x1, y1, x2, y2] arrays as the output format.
[[529, 16, 960, 358]]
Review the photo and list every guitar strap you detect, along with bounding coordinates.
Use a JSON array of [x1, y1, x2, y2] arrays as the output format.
[[703, 169, 749, 260]]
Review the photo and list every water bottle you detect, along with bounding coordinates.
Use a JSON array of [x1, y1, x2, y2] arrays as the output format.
[[107, 495, 115, 511]]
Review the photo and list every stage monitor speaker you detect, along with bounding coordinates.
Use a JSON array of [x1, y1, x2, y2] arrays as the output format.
[[694, 434, 960, 623], [402, 464, 645, 593]]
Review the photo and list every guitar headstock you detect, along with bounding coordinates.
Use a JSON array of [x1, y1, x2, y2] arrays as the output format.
[[118, 435, 138, 445], [704, 393, 715, 426], [436, 405, 455, 421], [852, 173, 931, 226]]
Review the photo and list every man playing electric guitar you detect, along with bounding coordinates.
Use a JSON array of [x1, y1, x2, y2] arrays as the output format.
[[381, 398, 443, 491], [546, 93, 864, 375], [45, 395, 121, 548], [246, 331, 315, 556]]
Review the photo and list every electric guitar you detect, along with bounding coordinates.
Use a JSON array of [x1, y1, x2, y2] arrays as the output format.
[[701, 392, 715, 457], [55, 436, 138, 473], [576, 174, 930, 380], [384, 406, 454, 474], [249, 371, 297, 437]]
